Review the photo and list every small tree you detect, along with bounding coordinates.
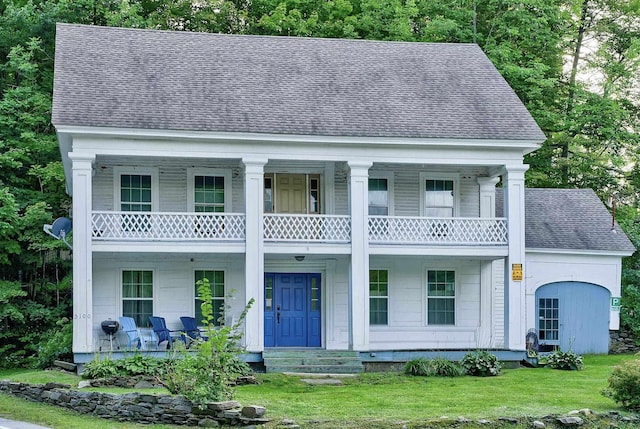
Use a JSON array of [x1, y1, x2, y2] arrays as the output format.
[[163, 278, 254, 406]]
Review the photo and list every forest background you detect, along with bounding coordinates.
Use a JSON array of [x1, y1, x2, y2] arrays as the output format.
[[0, 0, 638, 367]]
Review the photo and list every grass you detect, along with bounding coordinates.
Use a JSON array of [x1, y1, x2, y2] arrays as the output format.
[[0, 354, 638, 428]]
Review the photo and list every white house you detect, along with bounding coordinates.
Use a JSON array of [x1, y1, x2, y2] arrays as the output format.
[[51, 24, 634, 369]]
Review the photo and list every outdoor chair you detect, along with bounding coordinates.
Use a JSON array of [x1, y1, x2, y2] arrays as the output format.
[[180, 316, 209, 345], [119, 316, 142, 349], [149, 316, 185, 349]]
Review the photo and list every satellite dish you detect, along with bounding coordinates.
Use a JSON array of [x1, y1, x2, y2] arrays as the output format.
[[43, 217, 72, 249]]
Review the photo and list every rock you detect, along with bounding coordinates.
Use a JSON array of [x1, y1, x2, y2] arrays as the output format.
[[206, 401, 241, 411], [477, 419, 491, 425], [533, 421, 546, 428], [77, 380, 92, 389], [557, 416, 583, 426], [300, 378, 342, 385], [198, 418, 220, 427], [578, 408, 592, 416], [568, 410, 580, 415], [457, 416, 472, 423], [242, 405, 266, 418], [281, 418, 296, 425], [498, 417, 520, 423], [134, 380, 155, 389]]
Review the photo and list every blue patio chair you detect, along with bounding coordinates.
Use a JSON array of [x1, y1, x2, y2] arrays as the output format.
[[149, 316, 185, 349], [180, 316, 209, 345], [119, 316, 142, 349]]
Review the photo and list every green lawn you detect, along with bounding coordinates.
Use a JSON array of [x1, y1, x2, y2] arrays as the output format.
[[0, 354, 638, 428]]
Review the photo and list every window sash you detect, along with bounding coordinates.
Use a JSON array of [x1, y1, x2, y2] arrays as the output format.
[[195, 270, 225, 326], [427, 270, 455, 325], [538, 298, 559, 341], [122, 270, 153, 327], [369, 269, 389, 325], [120, 174, 152, 212], [194, 175, 225, 212], [368, 178, 389, 216], [425, 179, 454, 217]]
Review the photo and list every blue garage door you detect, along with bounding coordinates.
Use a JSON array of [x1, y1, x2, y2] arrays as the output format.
[[535, 282, 611, 354]]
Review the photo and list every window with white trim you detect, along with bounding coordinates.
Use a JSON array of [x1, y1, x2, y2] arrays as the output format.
[[122, 270, 153, 327], [369, 269, 389, 325], [195, 270, 225, 326], [120, 174, 152, 212], [425, 179, 455, 217], [188, 169, 232, 213], [368, 178, 389, 215], [427, 270, 455, 325]]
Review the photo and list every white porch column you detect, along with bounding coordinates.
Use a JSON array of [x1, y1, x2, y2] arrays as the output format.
[[69, 152, 95, 354], [502, 166, 528, 350], [348, 160, 372, 351], [242, 157, 267, 352], [477, 177, 500, 347]]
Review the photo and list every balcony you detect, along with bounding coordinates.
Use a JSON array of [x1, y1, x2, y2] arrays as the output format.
[[368, 216, 508, 245], [92, 211, 246, 241], [91, 212, 507, 247]]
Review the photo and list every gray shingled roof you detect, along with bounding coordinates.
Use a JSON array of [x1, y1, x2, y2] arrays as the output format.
[[52, 23, 545, 140], [498, 188, 635, 253]]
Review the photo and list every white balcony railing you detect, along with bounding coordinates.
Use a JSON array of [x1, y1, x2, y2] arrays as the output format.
[[369, 216, 508, 245], [91, 212, 506, 246], [263, 214, 351, 243], [92, 211, 246, 241]]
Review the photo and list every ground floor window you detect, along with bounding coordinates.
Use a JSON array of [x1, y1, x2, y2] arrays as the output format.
[[195, 270, 225, 325], [122, 270, 153, 327], [427, 270, 455, 325], [538, 298, 559, 341], [369, 269, 388, 325]]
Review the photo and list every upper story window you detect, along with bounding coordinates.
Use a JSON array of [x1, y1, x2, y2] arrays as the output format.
[[115, 167, 159, 212], [121, 175, 152, 211], [368, 178, 388, 215], [188, 169, 232, 212], [368, 173, 394, 216], [421, 174, 458, 217]]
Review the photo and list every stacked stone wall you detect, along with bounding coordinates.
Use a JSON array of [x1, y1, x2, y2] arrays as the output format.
[[0, 380, 267, 427], [609, 329, 640, 354]]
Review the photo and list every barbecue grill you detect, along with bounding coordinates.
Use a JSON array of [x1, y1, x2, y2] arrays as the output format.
[[100, 319, 120, 351]]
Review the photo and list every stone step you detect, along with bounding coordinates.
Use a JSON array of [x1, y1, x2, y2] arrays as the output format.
[[263, 349, 359, 359], [265, 364, 364, 374], [262, 349, 364, 374], [263, 357, 361, 366]]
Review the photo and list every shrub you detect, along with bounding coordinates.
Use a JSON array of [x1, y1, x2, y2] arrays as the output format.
[[603, 359, 640, 410], [429, 357, 465, 377], [405, 358, 430, 376], [117, 353, 165, 376], [82, 355, 119, 379], [404, 357, 464, 377], [461, 350, 501, 376], [162, 279, 254, 407], [35, 317, 72, 369], [545, 350, 584, 371]]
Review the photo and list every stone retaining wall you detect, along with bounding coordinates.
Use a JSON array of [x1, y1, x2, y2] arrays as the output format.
[[609, 329, 640, 354], [0, 380, 267, 427]]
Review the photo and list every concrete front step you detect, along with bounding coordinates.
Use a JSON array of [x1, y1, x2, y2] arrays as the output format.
[[263, 357, 361, 366], [266, 364, 364, 374], [263, 349, 364, 374]]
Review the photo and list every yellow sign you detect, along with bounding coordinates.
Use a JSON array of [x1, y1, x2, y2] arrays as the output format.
[[512, 263, 523, 281]]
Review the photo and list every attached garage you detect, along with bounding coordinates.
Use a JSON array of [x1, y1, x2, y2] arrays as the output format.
[[535, 281, 611, 354], [521, 189, 635, 354]]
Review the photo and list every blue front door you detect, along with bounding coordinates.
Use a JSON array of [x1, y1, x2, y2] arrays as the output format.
[[264, 273, 321, 347]]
